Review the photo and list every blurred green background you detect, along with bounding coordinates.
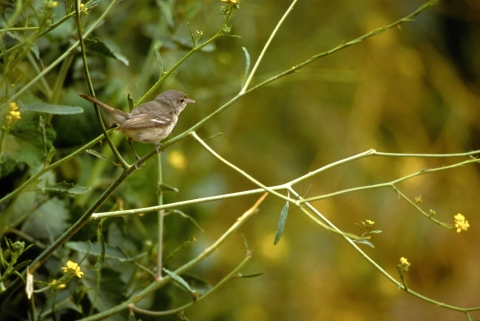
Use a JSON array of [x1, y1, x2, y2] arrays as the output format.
[[3, 0, 480, 320]]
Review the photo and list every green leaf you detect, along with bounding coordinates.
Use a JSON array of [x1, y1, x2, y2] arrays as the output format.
[[171, 210, 203, 231], [84, 37, 129, 66], [41, 181, 91, 195], [163, 237, 197, 264], [22, 197, 70, 241], [274, 201, 289, 245], [236, 272, 266, 278], [354, 239, 375, 248], [155, 46, 165, 75], [95, 222, 106, 270], [163, 268, 199, 300], [3, 112, 56, 172], [180, 274, 212, 295], [86, 149, 121, 167], [241, 46, 250, 88], [20, 102, 83, 114], [82, 268, 127, 321], [158, 183, 179, 192], [156, 0, 174, 28]]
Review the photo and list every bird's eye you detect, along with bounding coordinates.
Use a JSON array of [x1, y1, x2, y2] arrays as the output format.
[[180, 98, 185, 103]]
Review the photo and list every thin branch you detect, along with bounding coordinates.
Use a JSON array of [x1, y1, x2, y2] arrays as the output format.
[[240, 0, 298, 93], [76, 193, 268, 321]]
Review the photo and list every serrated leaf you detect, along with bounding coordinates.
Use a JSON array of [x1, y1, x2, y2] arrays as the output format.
[[84, 37, 129, 66], [163, 268, 199, 300], [41, 181, 91, 195], [274, 201, 289, 245], [20, 102, 83, 114]]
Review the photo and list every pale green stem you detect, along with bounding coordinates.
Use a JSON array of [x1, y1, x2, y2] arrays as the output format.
[[240, 0, 298, 93]]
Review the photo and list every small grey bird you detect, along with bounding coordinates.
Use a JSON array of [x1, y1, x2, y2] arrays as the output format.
[[80, 90, 195, 160]]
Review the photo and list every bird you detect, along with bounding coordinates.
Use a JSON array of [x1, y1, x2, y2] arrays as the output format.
[[80, 90, 195, 161]]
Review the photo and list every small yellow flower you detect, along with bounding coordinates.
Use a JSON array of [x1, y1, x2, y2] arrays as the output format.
[[365, 220, 375, 226], [221, 0, 239, 4], [399, 257, 409, 265], [50, 279, 67, 289], [454, 213, 469, 233], [4, 102, 21, 129], [62, 260, 84, 278]]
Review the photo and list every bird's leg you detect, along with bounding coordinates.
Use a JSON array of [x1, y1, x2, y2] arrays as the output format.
[[127, 138, 142, 167], [155, 142, 163, 154]]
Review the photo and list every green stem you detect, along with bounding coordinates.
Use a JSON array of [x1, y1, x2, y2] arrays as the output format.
[[74, 0, 128, 168], [5, 0, 117, 105], [76, 193, 267, 321], [0, 134, 104, 206], [247, 0, 440, 94], [130, 254, 251, 316], [240, 0, 298, 93], [156, 153, 164, 280], [301, 157, 480, 203]]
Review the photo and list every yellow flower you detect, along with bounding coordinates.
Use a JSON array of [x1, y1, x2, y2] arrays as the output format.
[[221, 0, 239, 4], [454, 213, 469, 233], [62, 260, 84, 278], [50, 279, 67, 289], [399, 257, 409, 265], [4, 102, 21, 130], [365, 220, 375, 226]]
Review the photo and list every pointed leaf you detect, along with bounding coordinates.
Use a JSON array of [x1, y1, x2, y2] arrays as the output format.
[[354, 239, 375, 248], [86, 149, 121, 167], [235, 272, 265, 278], [171, 210, 203, 231], [163, 268, 199, 300], [158, 183, 179, 192], [241, 46, 250, 88], [274, 201, 289, 245]]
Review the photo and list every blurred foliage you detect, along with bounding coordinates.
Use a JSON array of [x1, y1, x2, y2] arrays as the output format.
[[1, 0, 480, 320]]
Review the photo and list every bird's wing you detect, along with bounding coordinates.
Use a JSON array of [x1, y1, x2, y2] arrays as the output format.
[[118, 113, 175, 130]]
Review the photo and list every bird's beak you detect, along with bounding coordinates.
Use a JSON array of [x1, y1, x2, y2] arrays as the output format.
[[185, 98, 195, 104]]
